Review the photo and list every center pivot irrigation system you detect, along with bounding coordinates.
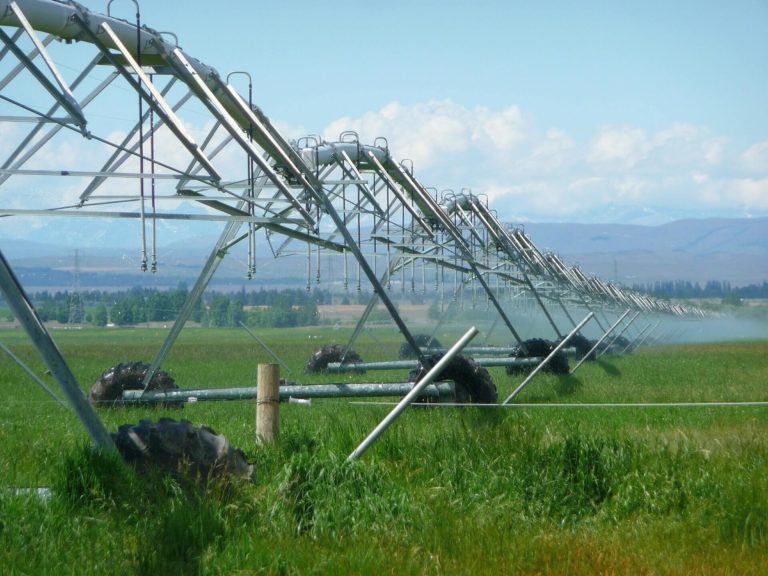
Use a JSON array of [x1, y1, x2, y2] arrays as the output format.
[[0, 0, 706, 449]]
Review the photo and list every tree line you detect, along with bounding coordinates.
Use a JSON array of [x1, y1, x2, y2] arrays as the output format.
[[19, 286, 331, 328], [632, 280, 768, 300], [2, 279, 764, 327]]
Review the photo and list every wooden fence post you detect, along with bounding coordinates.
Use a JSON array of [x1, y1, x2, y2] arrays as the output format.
[[256, 363, 280, 445]]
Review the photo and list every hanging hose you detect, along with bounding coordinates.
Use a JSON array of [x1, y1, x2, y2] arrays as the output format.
[[246, 78, 256, 279], [134, 6, 147, 272], [149, 73, 157, 273], [356, 186, 362, 291], [342, 182, 348, 290], [386, 185, 391, 290], [372, 173, 378, 278], [401, 200, 406, 293]]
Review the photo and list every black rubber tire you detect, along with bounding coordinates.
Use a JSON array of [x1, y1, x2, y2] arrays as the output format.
[[408, 354, 497, 404], [304, 344, 364, 373], [111, 418, 254, 484], [544, 340, 571, 374], [565, 334, 597, 362], [506, 338, 570, 376], [398, 334, 442, 359], [88, 362, 179, 407]]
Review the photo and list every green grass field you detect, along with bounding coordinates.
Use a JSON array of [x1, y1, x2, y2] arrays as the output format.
[[1, 326, 766, 574]]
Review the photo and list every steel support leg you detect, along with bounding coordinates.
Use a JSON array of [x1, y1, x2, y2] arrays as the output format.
[[348, 326, 479, 461], [503, 312, 595, 404], [569, 308, 631, 374], [598, 311, 641, 358], [141, 222, 247, 389], [0, 251, 114, 450], [342, 255, 405, 360], [622, 322, 651, 354]]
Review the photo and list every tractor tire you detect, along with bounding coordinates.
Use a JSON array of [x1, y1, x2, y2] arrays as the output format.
[[88, 362, 178, 407], [111, 418, 254, 484], [566, 334, 597, 362], [398, 334, 442, 359], [408, 354, 497, 404], [304, 345, 364, 374], [506, 338, 570, 376]]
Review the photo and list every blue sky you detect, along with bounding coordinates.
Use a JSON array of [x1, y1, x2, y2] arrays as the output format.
[[2, 0, 767, 246], [129, 1, 766, 135], [119, 0, 768, 224], [124, 1, 766, 138]]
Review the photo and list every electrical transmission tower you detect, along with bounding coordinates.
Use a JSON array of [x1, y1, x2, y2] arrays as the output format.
[[67, 249, 84, 327]]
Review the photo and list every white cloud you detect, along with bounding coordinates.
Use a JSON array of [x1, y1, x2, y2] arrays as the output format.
[[324, 100, 531, 172], [732, 178, 768, 208], [3, 93, 766, 246], [587, 126, 649, 169], [324, 100, 473, 170], [321, 101, 768, 223], [702, 138, 726, 166], [521, 128, 577, 174], [741, 140, 768, 174], [474, 105, 526, 151]]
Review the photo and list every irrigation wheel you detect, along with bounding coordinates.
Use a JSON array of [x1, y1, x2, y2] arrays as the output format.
[[304, 345, 365, 373], [88, 362, 179, 407], [111, 418, 254, 484], [506, 338, 570, 376], [566, 334, 597, 362], [408, 354, 498, 404]]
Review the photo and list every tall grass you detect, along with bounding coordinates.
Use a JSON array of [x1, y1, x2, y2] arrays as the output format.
[[0, 328, 766, 574]]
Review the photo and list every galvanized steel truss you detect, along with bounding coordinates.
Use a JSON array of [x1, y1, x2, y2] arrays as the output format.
[[0, 0, 705, 419]]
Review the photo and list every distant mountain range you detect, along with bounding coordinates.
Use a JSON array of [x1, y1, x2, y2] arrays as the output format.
[[1, 217, 766, 291], [522, 217, 767, 287]]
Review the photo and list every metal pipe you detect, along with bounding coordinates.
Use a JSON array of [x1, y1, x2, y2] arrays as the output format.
[[0, 251, 115, 450], [622, 323, 652, 354], [419, 346, 523, 355], [569, 308, 631, 375], [341, 254, 404, 359], [123, 382, 455, 403], [634, 320, 661, 349], [347, 326, 478, 462], [597, 311, 641, 358], [468, 356, 542, 367], [327, 356, 542, 373], [503, 312, 595, 405]]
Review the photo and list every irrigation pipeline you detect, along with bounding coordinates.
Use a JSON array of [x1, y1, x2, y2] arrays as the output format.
[[0, 0, 714, 448], [7, 399, 768, 410], [0, 0, 707, 320]]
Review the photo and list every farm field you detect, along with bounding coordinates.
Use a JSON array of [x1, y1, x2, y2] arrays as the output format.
[[0, 326, 767, 575]]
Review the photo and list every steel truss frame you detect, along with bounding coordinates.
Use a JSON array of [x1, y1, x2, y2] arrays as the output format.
[[0, 1, 705, 436]]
